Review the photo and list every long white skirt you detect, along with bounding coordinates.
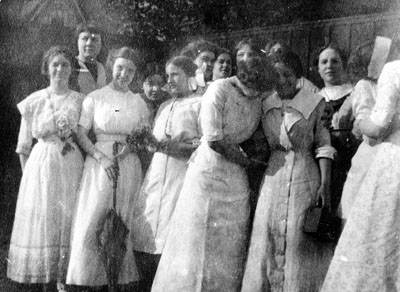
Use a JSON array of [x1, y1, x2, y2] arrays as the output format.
[[7, 139, 83, 283], [66, 140, 141, 286]]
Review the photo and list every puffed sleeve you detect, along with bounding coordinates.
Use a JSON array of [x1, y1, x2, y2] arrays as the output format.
[[369, 62, 400, 128], [79, 94, 95, 130], [16, 98, 33, 155], [314, 99, 336, 160], [352, 79, 376, 121], [200, 81, 227, 141]]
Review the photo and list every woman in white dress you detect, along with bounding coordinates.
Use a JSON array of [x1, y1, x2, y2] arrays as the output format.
[[7, 46, 84, 292], [66, 47, 150, 289], [241, 51, 335, 292], [321, 59, 400, 292], [151, 56, 275, 292], [132, 56, 202, 292], [338, 37, 399, 222]]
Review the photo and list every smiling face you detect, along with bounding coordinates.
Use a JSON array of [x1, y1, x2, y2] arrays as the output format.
[[274, 62, 298, 99], [143, 74, 166, 101], [166, 63, 190, 96], [112, 57, 137, 92], [77, 31, 102, 61], [318, 48, 345, 86], [236, 44, 258, 63], [213, 52, 232, 80], [48, 54, 72, 84], [194, 50, 215, 82]]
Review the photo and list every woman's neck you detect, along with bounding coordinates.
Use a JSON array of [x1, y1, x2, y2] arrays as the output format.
[[110, 81, 129, 93], [48, 80, 69, 95]]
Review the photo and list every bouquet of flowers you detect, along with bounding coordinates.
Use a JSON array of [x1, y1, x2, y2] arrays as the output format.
[[126, 126, 159, 153], [56, 115, 75, 156]]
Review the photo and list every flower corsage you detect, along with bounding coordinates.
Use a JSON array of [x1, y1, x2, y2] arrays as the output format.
[[56, 115, 75, 156], [126, 126, 159, 153]]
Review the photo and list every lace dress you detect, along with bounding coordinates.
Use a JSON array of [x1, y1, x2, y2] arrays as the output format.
[[7, 89, 84, 283], [321, 61, 400, 292]]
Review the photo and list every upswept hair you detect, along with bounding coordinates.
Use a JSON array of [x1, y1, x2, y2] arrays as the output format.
[[273, 51, 304, 78], [180, 40, 220, 61], [312, 43, 348, 69], [236, 56, 276, 92], [75, 21, 102, 39], [166, 56, 198, 77], [41, 45, 75, 76]]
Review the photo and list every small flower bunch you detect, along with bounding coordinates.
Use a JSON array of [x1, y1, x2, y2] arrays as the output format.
[[56, 115, 75, 156], [126, 126, 159, 153]]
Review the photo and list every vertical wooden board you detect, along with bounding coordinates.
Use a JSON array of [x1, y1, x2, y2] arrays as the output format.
[[348, 21, 374, 57], [290, 29, 311, 77], [331, 23, 351, 57], [374, 17, 400, 39], [308, 25, 330, 86]]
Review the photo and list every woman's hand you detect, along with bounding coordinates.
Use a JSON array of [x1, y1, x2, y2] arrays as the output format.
[[99, 155, 118, 181], [316, 183, 331, 212]]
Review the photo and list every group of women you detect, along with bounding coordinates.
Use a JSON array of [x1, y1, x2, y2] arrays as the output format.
[[7, 20, 400, 292]]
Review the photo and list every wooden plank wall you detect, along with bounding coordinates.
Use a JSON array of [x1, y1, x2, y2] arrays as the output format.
[[208, 11, 400, 85]]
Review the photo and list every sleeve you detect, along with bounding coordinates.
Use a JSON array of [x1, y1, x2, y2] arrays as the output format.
[[16, 116, 33, 155], [369, 62, 400, 127], [16, 96, 34, 155], [313, 100, 336, 160], [79, 94, 95, 130], [200, 81, 226, 141], [352, 80, 376, 121]]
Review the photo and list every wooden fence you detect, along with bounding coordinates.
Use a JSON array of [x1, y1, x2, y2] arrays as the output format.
[[208, 11, 400, 86]]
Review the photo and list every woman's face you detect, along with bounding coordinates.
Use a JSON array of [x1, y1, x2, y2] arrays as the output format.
[[48, 54, 72, 83], [318, 48, 344, 86], [274, 62, 298, 99], [236, 44, 257, 63], [213, 53, 232, 80], [77, 31, 102, 61], [194, 50, 216, 82], [112, 57, 137, 92], [143, 74, 166, 101], [166, 63, 190, 96]]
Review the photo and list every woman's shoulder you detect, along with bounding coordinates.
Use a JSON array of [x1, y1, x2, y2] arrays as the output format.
[[17, 89, 49, 115]]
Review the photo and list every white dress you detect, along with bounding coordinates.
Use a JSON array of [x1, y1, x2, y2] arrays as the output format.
[[321, 60, 400, 291], [7, 89, 84, 283], [66, 85, 150, 286], [132, 95, 201, 254], [338, 80, 380, 220], [151, 76, 263, 292]]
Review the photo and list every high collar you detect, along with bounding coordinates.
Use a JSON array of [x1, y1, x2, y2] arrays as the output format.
[[318, 83, 353, 102], [229, 76, 260, 98], [264, 89, 323, 120]]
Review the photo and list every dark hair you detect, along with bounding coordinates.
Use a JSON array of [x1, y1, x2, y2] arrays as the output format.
[[312, 43, 348, 69], [265, 39, 288, 55], [75, 21, 102, 40], [41, 46, 75, 76], [275, 51, 304, 78], [347, 37, 400, 83], [234, 38, 265, 59], [180, 40, 220, 61], [143, 62, 166, 82], [236, 57, 276, 92], [216, 48, 232, 59], [166, 56, 198, 77]]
